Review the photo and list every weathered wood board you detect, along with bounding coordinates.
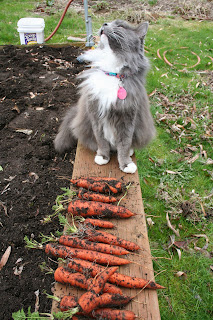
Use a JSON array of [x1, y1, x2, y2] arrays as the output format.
[[52, 143, 161, 320]]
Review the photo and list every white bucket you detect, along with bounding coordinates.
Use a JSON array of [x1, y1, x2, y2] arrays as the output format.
[[17, 18, 45, 45]]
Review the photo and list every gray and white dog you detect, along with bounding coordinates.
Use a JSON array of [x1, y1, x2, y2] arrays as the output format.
[[54, 20, 155, 173]]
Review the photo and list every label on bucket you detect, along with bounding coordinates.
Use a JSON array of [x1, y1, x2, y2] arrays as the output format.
[[24, 33, 37, 45]]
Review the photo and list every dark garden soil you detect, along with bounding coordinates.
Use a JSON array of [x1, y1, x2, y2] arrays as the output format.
[[0, 44, 85, 319]]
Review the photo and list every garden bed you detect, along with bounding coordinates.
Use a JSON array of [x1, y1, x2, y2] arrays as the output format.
[[0, 44, 84, 319]]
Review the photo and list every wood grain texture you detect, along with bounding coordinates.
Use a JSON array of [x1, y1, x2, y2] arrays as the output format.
[[52, 143, 161, 320]]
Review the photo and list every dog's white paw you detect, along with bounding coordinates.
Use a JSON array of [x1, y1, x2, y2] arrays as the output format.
[[122, 162, 137, 174], [95, 155, 109, 165]]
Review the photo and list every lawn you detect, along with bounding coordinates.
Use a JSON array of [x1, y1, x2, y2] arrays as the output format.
[[0, 1, 212, 319]]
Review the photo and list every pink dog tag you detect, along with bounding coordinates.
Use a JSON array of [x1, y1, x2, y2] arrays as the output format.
[[117, 87, 127, 100]]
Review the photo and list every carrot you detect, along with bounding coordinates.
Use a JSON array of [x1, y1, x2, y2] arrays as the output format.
[[78, 266, 127, 315], [54, 267, 88, 289], [83, 218, 115, 229], [54, 266, 121, 294], [60, 295, 78, 311], [95, 293, 132, 308], [67, 258, 165, 290], [60, 293, 131, 312], [87, 266, 118, 294], [88, 177, 124, 194], [78, 188, 117, 203], [86, 278, 123, 295], [84, 228, 140, 251], [78, 291, 100, 314], [58, 235, 130, 255], [91, 308, 136, 320], [45, 243, 131, 265], [70, 177, 124, 194], [68, 200, 135, 219]]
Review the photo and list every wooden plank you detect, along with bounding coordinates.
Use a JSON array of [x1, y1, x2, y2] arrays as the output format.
[[52, 143, 161, 320]]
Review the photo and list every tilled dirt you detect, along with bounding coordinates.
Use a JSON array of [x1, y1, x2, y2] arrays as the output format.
[[0, 44, 84, 319]]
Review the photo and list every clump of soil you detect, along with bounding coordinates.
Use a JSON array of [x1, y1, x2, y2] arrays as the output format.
[[0, 44, 84, 319]]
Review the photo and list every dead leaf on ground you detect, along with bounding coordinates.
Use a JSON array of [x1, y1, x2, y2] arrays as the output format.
[[175, 271, 187, 279], [0, 246, 11, 271], [176, 248, 182, 260], [29, 172, 39, 182], [12, 104, 20, 114], [34, 289, 40, 312], [29, 92, 36, 99], [206, 158, 213, 165], [168, 234, 176, 249], [193, 234, 209, 250], [166, 169, 181, 175], [147, 217, 155, 227], [13, 258, 24, 276], [166, 212, 180, 237], [187, 154, 200, 164], [174, 240, 189, 251], [15, 129, 33, 135], [0, 200, 8, 216]]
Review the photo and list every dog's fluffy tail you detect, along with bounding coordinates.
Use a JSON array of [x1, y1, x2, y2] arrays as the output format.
[[54, 106, 77, 153]]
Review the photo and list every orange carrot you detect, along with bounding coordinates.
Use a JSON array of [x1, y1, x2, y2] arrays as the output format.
[[87, 266, 118, 294], [45, 243, 131, 265], [70, 177, 124, 194], [89, 177, 124, 194], [60, 295, 78, 311], [78, 188, 117, 203], [83, 218, 115, 229], [78, 267, 119, 313], [84, 228, 140, 251], [97, 292, 132, 308], [54, 267, 121, 294], [67, 258, 165, 290], [60, 293, 131, 312], [68, 200, 135, 219], [86, 278, 123, 295], [91, 308, 136, 320], [78, 291, 133, 314], [78, 291, 100, 314], [58, 235, 130, 255], [54, 267, 88, 289], [78, 266, 125, 315]]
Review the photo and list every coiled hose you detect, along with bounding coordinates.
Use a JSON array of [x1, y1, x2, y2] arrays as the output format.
[[44, 0, 75, 42]]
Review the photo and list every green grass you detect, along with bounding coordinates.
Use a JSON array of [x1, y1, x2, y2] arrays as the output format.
[[1, 1, 212, 319], [136, 18, 213, 320], [0, 0, 87, 45]]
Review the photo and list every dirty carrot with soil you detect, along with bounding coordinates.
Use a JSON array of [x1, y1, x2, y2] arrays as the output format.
[[54, 266, 121, 294], [78, 266, 123, 314], [86, 278, 123, 295], [45, 243, 131, 265], [90, 308, 137, 320], [68, 200, 136, 219], [60, 293, 132, 312], [59, 235, 130, 255], [78, 291, 101, 314], [67, 258, 165, 290], [83, 227, 140, 251], [54, 267, 88, 289], [78, 188, 117, 203], [70, 177, 124, 194], [83, 218, 115, 229], [87, 266, 118, 294]]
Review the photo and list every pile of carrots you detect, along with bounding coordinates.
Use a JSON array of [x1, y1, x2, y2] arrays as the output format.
[[44, 177, 164, 319]]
